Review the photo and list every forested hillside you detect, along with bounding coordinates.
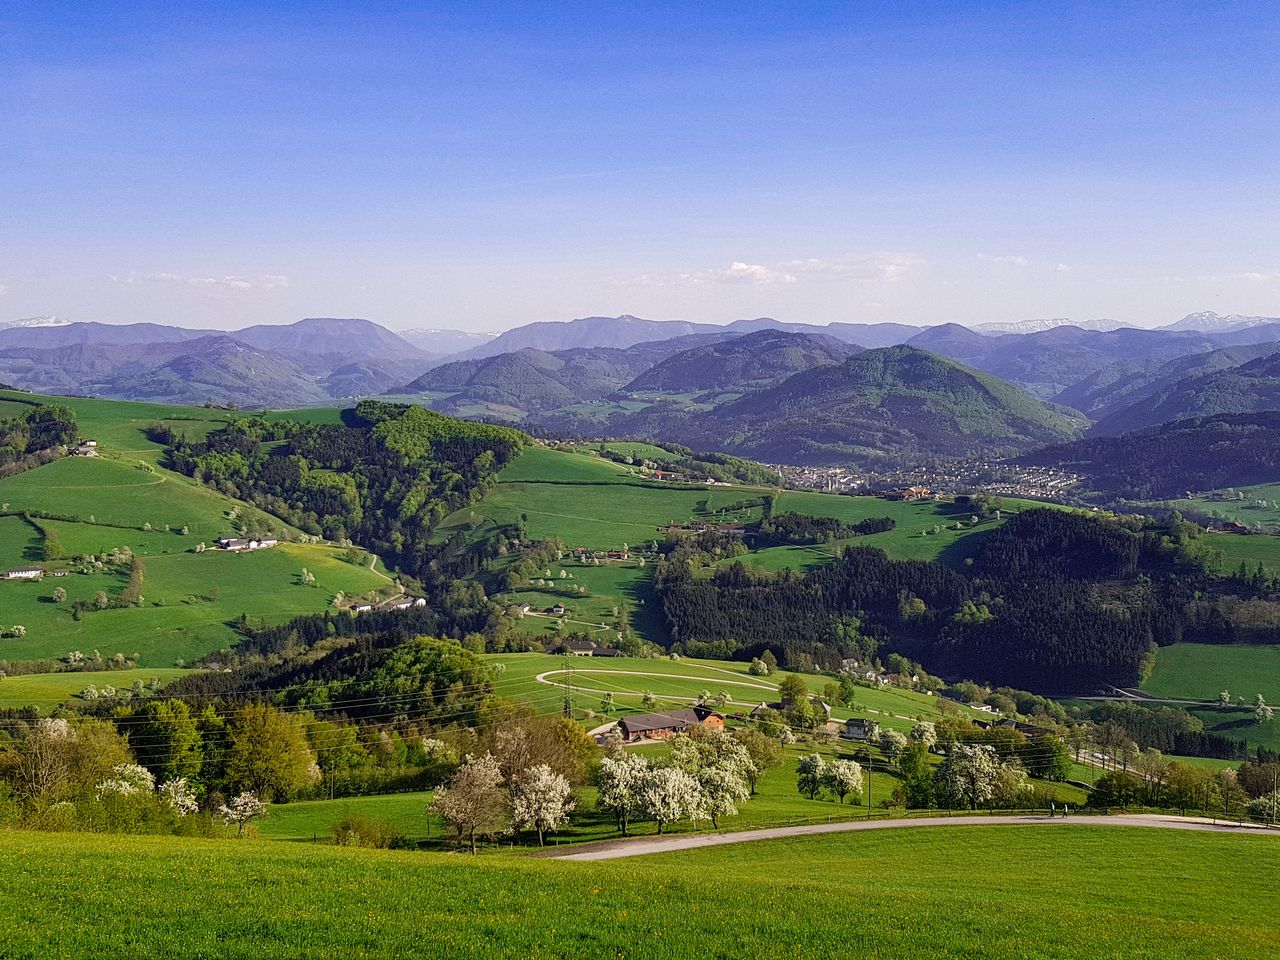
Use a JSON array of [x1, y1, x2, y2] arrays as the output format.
[[655, 509, 1278, 692], [1023, 413, 1280, 499], [655, 346, 1085, 466], [167, 400, 525, 587]]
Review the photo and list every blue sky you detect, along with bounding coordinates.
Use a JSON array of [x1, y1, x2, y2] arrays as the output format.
[[2, 1, 1278, 330]]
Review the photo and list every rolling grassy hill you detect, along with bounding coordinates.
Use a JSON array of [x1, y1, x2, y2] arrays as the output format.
[[439, 443, 1064, 644], [3, 827, 1277, 959], [0, 392, 392, 670]]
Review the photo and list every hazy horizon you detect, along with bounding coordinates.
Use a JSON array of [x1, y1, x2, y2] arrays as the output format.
[[3, 2, 1278, 332]]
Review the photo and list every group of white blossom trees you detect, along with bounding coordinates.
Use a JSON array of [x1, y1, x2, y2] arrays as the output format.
[[432, 752, 575, 852], [597, 730, 756, 835], [795, 753, 864, 803]]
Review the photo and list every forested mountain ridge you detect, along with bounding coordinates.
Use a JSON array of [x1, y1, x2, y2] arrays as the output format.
[[1053, 343, 1279, 420], [1089, 350, 1280, 436], [650, 346, 1086, 466], [1021, 412, 1280, 499], [622, 330, 860, 392]]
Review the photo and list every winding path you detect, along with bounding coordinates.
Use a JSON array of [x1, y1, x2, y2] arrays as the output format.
[[547, 813, 1279, 861]]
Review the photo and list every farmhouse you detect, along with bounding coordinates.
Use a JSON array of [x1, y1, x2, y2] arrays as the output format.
[[842, 717, 878, 741], [617, 705, 724, 742], [4, 567, 44, 580], [553, 639, 596, 656], [73, 440, 99, 456], [549, 603, 566, 616], [216, 536, 279, 553]]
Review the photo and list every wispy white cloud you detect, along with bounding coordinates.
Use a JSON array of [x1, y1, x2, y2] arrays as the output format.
[[0, 281, 8, 296], [110, 272, 290, 291], [627, 252, 918, 287], [1055, 263, 1072, 274], [978, 253, 1029, 267], [1164, 270, 1280, 283]]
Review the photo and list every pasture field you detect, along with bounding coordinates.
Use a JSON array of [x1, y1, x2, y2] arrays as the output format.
[[0, 515, 41, 567], [484, 653, 990, 733], [0, 542, 390, 666], [0, 456, 289, 545], [3, 826, 1276, 959], [1159, 483, 1280, 533], [0, 667, 189, 710], [0, 389, 234, 462], [261, 406, 347, 425], [1209, 532, 1280, 577], [1143, 643, 1280, 704]]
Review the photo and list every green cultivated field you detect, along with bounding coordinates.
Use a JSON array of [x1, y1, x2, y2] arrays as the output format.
[[1209, 533, 1280, 577], [2, 827, 1276, 959], [0, 515, 41, 567], [1144, 643, 1280, 703], [0, 667, 189, 710], [0, 542, 390, 666]]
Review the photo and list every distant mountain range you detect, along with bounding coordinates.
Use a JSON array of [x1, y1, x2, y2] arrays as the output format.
[[4, 309, 1280, 470], [0, 318, 431, 407]]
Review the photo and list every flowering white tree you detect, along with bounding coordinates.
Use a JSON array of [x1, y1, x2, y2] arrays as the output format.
[[933, 745, 1001, 810], [431, 752, 509, 853], [639, 766, 706, 834], [596, 752, 649, 836], [159, 778, 199, 816], [219, 791, 267, 836], [909, 721, 938, 750], [96, 763, 156, 799], [511, 763, 575, 845], [796, 753, 827, 800], [823, 759, 864, 804], [697, 763, 750, 829], [878, 729, 908, 760]]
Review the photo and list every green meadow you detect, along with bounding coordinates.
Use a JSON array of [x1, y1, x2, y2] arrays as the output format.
[[0, 542, 390, 666], [0, 456, 289, 545], [2, 826, 1275, 959], [1209, 532, 1280, 577], [1144, 643, 1280, 704], [0, 667, 189, 710]]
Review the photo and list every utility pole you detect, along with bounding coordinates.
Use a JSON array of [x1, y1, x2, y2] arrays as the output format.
[[867, 743, 873, 816]]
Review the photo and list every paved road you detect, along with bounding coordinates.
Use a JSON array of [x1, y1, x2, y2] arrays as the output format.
[[548, 814, 1277, 861]]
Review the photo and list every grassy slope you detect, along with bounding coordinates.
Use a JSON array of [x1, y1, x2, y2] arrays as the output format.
[[0, 667, 189, 710], [0, 542, 390, 665], [1143, 643, 1280, 703], [3, 827, 1276, 959], [441, 444, 1061, 644]]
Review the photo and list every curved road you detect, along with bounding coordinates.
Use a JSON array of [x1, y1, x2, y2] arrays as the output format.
[[548, 813, 1277, 861]]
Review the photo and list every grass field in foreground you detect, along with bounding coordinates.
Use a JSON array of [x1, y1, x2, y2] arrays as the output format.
[[2, 826, 1276, 958]]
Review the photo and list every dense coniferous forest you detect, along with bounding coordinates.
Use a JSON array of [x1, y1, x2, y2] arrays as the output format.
[[166, 400, 524, 586], [757, 511, 896, 545], [656, 509, 1280, 693]]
